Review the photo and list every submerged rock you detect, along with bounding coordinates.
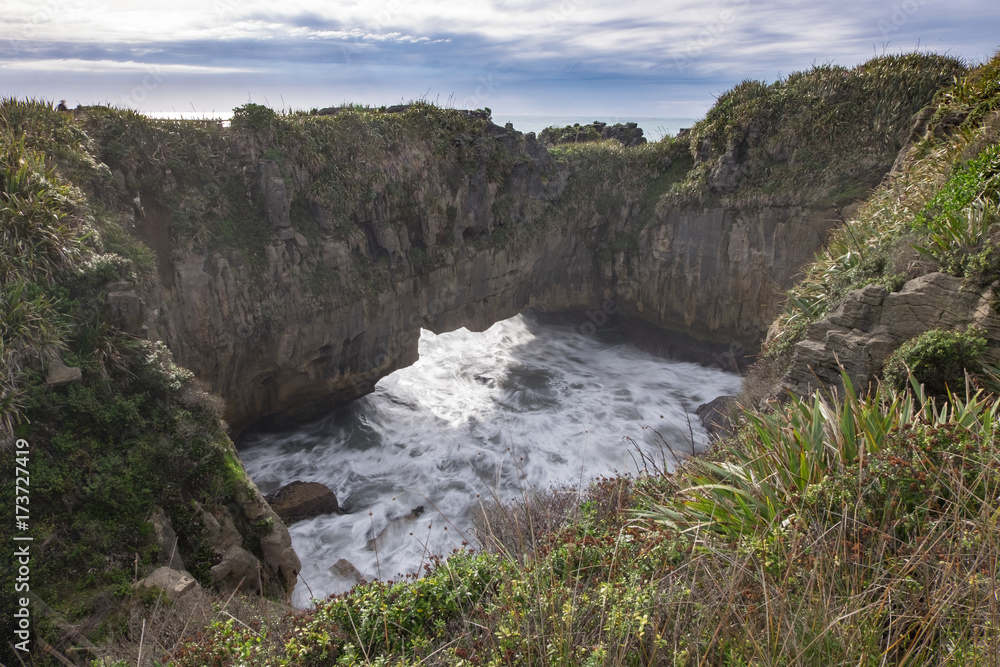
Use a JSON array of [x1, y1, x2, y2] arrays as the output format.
[[365, 505, 425, 551], [266, 481, 340, 524], [331, 558, 365, 585], [696, 396, 736, 441]]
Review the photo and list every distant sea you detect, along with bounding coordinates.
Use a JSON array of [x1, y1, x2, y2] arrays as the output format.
[[146, 111, 700, 141]]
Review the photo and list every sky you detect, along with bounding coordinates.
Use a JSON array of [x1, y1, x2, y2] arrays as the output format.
[[1, 0, 997, 120]]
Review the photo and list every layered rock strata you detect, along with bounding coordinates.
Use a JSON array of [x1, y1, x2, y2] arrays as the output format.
[[134, 123, 846, 433], [784, 272, 1000, 396]]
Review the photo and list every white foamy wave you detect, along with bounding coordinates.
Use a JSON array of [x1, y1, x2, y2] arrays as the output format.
[[237, 312, 741, 607]]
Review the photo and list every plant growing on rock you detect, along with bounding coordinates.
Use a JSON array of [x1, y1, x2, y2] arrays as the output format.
[[883, 327, 988, 396]]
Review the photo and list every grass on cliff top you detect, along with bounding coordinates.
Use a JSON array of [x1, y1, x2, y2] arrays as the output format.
[[546, 137, 693, 261], [73, 101, 543, 290], [165, 375, 1000, 666], [762, 51, 1000, 361], [665, 53, 966, 209]]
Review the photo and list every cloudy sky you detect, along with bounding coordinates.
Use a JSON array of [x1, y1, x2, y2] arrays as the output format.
[[1, 0, 997, 119]]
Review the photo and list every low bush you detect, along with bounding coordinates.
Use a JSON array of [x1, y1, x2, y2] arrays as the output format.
[[883, 327, 988, 396]]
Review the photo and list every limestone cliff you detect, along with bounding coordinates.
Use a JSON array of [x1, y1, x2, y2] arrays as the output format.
[[130, 121, 842, 433], [72, 57, 959, 432]]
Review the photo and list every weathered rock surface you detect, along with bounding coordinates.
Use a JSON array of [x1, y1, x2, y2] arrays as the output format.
[[134, 567, 200, 603], [106, 281, 146, 335], [236, 483, 302, 597], [696, 396, 736, 441], [46, 350, 82, 387], [784, 272, 1000, 396], [257, 159, 291, 229], [131, 120, 845, 433], [150, 507, 185, 570], [191, 478, 301, 598], [613, 205, 840, 346], [266, 481, 340, 524], [134, 567, 211, 626]]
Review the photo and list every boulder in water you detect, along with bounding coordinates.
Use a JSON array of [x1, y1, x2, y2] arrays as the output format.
[[266, 481, 339, 524], [365, 505, 425, 550], [696, 396, 736, 441], [331, 558, 365, 585]]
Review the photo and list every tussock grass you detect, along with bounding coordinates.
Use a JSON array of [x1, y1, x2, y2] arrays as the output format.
[[667, 53, 965, 208]]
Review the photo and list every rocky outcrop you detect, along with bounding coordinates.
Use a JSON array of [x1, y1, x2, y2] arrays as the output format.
[[187, 480, 301, 597], [129, 118, 852, 434], [45, 350, 82, 387], [266, 481, 340, 524], [784, 272, 1000, 396], [106, 281, 147, 337], [696, 396, 736, 440], [540, 121, 647, 147], [150, 507, 185, 570], [134, 567, 202, 604], [134, 567, 210, 627]]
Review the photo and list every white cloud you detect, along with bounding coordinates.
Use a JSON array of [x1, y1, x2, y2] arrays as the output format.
[[0, 58, 261, 74], [0, 0, 995, 115]]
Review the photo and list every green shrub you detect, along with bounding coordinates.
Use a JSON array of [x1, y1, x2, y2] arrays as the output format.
[[883, 327, 988, 396], [231, 102, 279, 132]]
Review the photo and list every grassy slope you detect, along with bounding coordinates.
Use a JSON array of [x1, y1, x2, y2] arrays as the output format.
[[758, 53, 1000, 369], [167, 56, 999, 666], [0, 101, 268, 666], [668, 53, 966, 209]]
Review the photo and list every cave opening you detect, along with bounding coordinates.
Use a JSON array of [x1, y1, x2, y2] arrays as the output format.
[[236, 308, 742, 606]]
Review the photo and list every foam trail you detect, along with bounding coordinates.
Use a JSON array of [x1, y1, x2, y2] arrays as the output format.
[[238, 311, 742, 607]]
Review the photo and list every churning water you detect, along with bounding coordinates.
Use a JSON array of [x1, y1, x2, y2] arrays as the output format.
[[237, 311, 741, 607]]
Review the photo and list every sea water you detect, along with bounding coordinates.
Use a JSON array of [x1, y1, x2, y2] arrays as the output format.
[[237, 311, 740, 607]]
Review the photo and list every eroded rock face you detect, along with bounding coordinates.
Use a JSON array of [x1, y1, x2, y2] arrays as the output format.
[[137, 124, 845, 434], [150, 507, 185, 570], [190, 480, 301, 598], [266, 481, 339, 524], [784, 273, 1000, 396], [613, 205, 840, 347]]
